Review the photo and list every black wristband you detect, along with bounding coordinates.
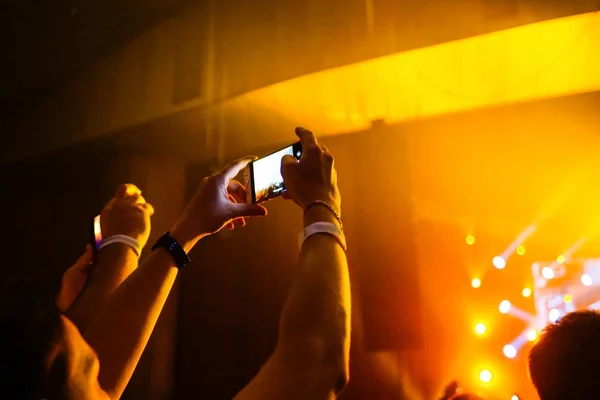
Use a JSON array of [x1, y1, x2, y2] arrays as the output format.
[[151, 231, 191, 268]]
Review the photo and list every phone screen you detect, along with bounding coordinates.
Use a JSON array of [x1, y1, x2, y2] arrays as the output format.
[[250, 142, 302, 203], [93, 215, 102, 250]]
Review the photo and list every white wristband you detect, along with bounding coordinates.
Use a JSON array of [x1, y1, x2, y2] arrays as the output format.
[[99, 234, 142, 256], [298, 222, 347, 252]]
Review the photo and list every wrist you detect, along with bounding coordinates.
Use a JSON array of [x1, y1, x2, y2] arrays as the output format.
[[304, 204, 341, 230], [170, 223, 204, 253]]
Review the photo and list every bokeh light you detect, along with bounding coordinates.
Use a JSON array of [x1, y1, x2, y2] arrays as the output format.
[[475, 322, 486, 336], [522, 288, 532, 298], [581, 274, 593, 286], [471, 278, 482, 288], [542, 267, 555, 279], [557, 254, 566, 264], [527, 329, 538, 342], [493, 256, 506, 269], [516, 245, 526, 256], [499, 300, 511, 314], [503, 344, 517, 359], [564, 294, 572, 304], [466, 235, 476, 245], [479, 369, 492, 383], [549, 308, 560, 322], [512, 395, 520, 400]]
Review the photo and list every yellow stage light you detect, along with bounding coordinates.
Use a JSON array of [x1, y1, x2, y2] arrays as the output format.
[[522, 288, 532, 298], [527, 329, 538, 342], [557, 255, 566, 264], [479, 369, 492, 383], [466, 235, 476, 245], [475, 322, 486, 336], [517, 245, 526, 256], [471, 278, 481, 288], [564, 294, 572, 303]]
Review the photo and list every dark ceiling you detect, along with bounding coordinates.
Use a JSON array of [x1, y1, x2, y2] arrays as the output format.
[[0, 0, 196, 119]]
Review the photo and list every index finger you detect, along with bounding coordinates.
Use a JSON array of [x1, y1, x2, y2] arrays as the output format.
[[218, 156, 256, 182], [295, 127, 318, 148]]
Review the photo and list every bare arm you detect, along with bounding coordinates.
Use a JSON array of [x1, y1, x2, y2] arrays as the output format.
[[235, 127, 351, 400], [66, 244, 138, 332], [81, 159, 267, 400], [63, 184, 152, 333], [83, 229, 195, 400], [235, 208, 350, 400]]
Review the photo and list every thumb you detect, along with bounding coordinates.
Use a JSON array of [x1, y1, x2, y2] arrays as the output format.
[[229, 203, 268, 219], [281, 154, 298, 178]]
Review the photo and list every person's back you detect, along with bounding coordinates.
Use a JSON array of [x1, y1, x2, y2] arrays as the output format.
[[529, 310, 600, 400]]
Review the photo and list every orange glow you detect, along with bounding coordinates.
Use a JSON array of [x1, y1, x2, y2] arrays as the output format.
[[471, 278, 481, 288], [522, 288, 532, 298], [517, 245, 526, 256], [466, 234, 476, 245], [230, 12, 600, 136]]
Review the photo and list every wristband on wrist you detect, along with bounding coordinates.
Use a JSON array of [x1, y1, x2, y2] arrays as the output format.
[[299, 222, 347, 252], [304, 200, 343, 231], [98, 235, 142, 256], [151, 231, 191, 268]]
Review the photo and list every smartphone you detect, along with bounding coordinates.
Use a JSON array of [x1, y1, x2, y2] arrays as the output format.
[[246, 142, 303, 204], [92, 214, 102, 251]]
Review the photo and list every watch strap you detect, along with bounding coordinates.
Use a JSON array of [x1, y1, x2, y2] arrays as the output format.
[[151, 231, 191, 268]]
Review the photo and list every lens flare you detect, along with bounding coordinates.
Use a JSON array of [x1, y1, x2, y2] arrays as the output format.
[[475, 322, 486, 336], [542, 267, 554, 279], [493, 256, 506, 269], [479, 369, 492, 383], [503, 344, 517, 359], [499, 300, 511, 314], [466, 235, 475, 245], [527, 329, 538, 342]]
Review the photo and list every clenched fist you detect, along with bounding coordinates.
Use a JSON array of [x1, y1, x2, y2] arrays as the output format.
[[100, 184, 154, 249]]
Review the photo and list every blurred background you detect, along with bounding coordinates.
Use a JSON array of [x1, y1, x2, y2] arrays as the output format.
[[1, 1, 600, 399]]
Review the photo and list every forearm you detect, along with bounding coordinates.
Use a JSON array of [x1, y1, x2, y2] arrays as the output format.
[[84, 230, 200, 400], [66, 244, 138, 332], [279, 206, 351, 373]]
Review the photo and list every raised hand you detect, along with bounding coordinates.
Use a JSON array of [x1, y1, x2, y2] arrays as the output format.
[[100, 184, 154, 249], [281, 127, 341, 214], [172, 157, 267, 243]]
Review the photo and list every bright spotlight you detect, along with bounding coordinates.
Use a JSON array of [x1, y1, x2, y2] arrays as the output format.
[[527, 329, 538, 342], [522, 288, 532, 298], [479, 369, 492, 383], [557, 254, 566, 264], [499, 300, 511, 314], [466, 235, 475, 245], [564, 294, 572, 304], [582, 274, 593, 286], [475, 322, 486, 336], [493, 256, 506, 269], [512, 395, 520, 400], [471, 278, 482, 288], [517, 245, 526, 256], [503, 344, 517, 359], [542, 267, 555, 279], [549, 308, 560, 322]]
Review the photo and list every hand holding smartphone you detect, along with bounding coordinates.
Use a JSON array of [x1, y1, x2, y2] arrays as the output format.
[[245, 142, 303, 204]]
